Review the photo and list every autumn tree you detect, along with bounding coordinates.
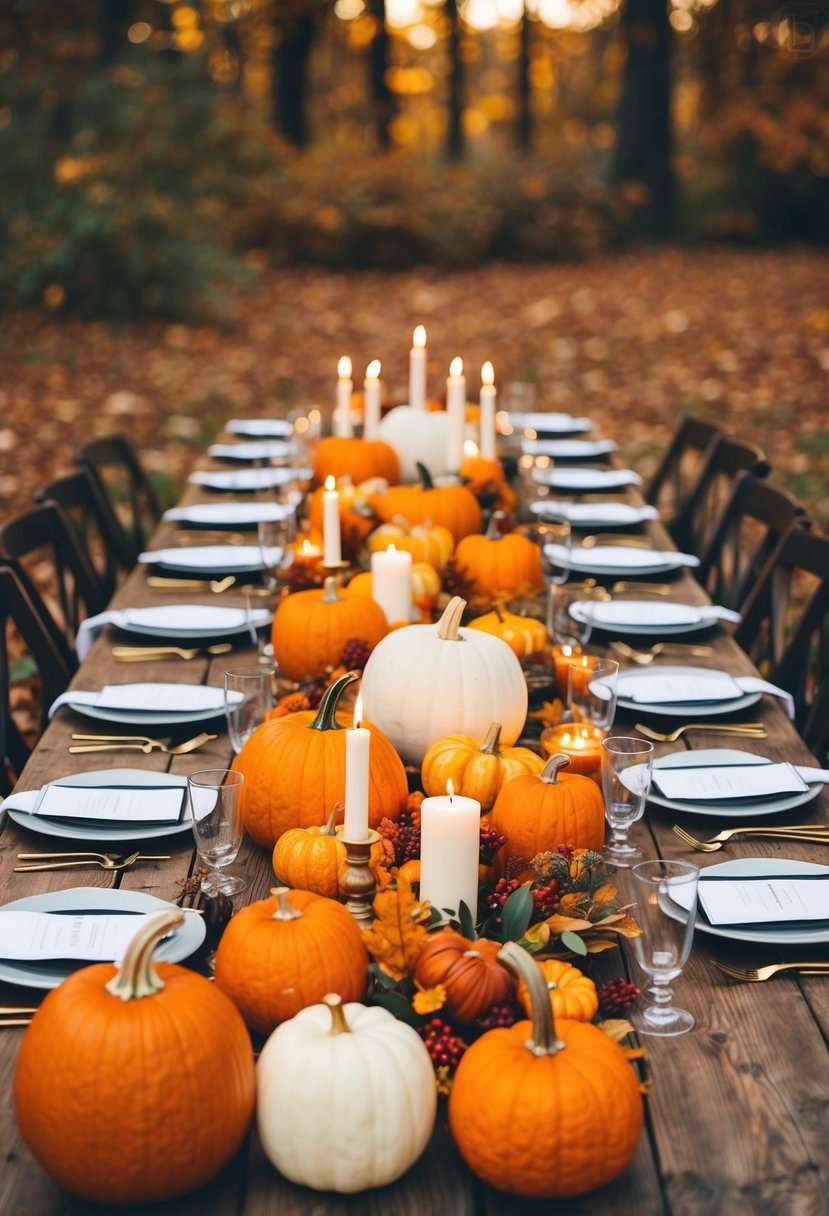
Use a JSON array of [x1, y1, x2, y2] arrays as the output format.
[[272, 0, 321, 147]]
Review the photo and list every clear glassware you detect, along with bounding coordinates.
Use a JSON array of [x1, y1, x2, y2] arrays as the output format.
[[224, 665, 277, 754], [288, 406, 322, 470], [500, 381, 536, 415], [624, 859, 700, 1037], [601, 735, 654, 866], [568, 656, 619, 729], [538, 519, 572, 587], [187, 768, 246, 897], [258, 515, 297, 598], [547, 580, 610, 645], [243, 584, 277, 663]]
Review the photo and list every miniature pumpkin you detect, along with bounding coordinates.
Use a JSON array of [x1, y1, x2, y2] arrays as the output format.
[[449, 942, 643, 1198], [467, 603, 547, 658], [460, 454, 506, 484], [272, 576, 388, 681], [516, 958, 599, 1023], [368, 518, 455, 570], [343, 563, 441, 607], [257, 993, 437, 1192], [214, 887, 369, 1035], [360, 596, 528, 766], [234, 671, 407, 848], [313, 435, 400, 486], [377, 404, 451, 482], [453, 531, 543, 597], [273, 803, 391, 897], [414, 930, 515, 1024], [307, 477, 380, 558], [421, 722, 545, 812], [489, 753, 606, 872], [368, 463, 482, 542], [14, 911, 255, 1205]]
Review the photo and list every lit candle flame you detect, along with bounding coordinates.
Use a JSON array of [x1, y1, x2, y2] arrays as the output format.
[[300, 538, 316, 555], [338, 356, 352, 379], [481, 361, 494, 386], [463, 439, 479, 458], [325, 475, 336, 491], [413, 325, 426, 348], [450, 357, 463, 378], [446, 778, 454, 801], [388, 543, 397, 553], [353, 691, 363, 729], [366, 359, 381, 379]]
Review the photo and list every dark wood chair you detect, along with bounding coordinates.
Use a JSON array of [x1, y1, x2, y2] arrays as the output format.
[[76, 432, 163, 551], [35, 468, 138, 604], [695, 472, 810, 611], [735, 528, 829, 744], [670, 435, 771, 556], [0, 564, 74, 795], [645, 416, 723, 521]]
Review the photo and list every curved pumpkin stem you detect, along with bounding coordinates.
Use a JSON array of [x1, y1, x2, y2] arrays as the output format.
[[321, 576, 340, 604], [497, 942, 566, 1057], [271, 886, 303, 921], [479, 722, 503, 756], [309, 671, 359, 732], [322, 803, 341, 836], [540, 753, 571, 785], [323, 992, 351, 1035], [105, 909, 185, 1002], [415, 461, 434, 490], [436, 596, 466, 641]]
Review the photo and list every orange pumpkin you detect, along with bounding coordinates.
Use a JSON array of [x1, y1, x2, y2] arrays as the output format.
[[516, 958, 599, 1023], [214, 887, 369, 1035], [342, 563, 441, 609], [421, 722, 545, 812], [414, 930, 515, 1025], [467, 603, 547, 658], [460, 455, 506, 484], [14, 911, 255, 1205], [449, 942, 643, 1198], [489, 753, 606, 872], [234, 671, 407, 848], [273, 803, 392, 897], [453, 531, 543, 597], [368, 463, 482, 543], [313, 435, 400, 486], [367, 519, 455, 570], [272, 576, 388, 681]]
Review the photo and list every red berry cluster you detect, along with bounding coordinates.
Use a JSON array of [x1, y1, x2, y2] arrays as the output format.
[[596, 978, 640, 1017], [473, 1002, 522, 1032], [531, 878, 561, 917], [479, 821, 507, 865], [339, 638, 372, 671], [556, 844, 575, 860], [484, 876, 522, 923], [419, 1018, 466, 1070], [305, 680, 327, 709], [378, 808, 421, 867]]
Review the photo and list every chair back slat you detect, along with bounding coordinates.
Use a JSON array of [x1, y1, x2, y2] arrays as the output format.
[[76, 433, 163, 551]]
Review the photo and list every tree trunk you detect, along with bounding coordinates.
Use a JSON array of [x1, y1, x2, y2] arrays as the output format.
[[367, 0, 394, 149], [273, 13, 316, 147], [445, 0, 464, 161], [98, 0, 134, 66], [611, 0, 675, 236], [517, 3, 532, 151]]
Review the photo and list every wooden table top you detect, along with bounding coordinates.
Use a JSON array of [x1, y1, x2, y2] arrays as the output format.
[[1, 441, 828, 1216]]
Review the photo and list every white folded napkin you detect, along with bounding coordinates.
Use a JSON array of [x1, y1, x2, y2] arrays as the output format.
[[137, 545, 263, 571], [547, 543, 699, 571], [226, 418, 293, 437], [207, 440, 291, 462], [49, 683, 234, 719], [573, 600, 742, 628], [616, 669, 794, 718], [535, 468, 643, 490], [509, 411, 592, 433], [531, 501, 660, 526], [76, 604, 266, 661], [189, 467, 311, 491], [522, 438, 618, 458], [163, 502, 292, 527]]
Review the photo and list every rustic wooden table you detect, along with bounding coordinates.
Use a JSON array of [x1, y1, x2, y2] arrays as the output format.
[[1, 451, 828, 1216]]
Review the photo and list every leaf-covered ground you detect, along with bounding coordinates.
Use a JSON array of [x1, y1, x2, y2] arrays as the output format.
[[1, 246, 827, 526]]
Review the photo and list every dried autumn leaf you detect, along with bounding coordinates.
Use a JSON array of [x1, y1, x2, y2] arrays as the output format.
[[545, 913, 594, 934], [597, 1018, 636, 1043], [583, 938, 619, 953], [413, 982, 447, 1015], [362, 873, 431, 981]]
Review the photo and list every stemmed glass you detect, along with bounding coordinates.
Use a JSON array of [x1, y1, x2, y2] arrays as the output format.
[[258, 515, 297, 598], [224, 665, 277, 754], [601, 735, 654, 866], [187, 768, 246, 897], [624, 859, 700, 1036], [568, 655, 619, 729]]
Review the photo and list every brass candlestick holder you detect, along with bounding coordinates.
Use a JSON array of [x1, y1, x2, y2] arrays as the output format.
[[338, 828, 380, 925], [321, 560, 351, 593]]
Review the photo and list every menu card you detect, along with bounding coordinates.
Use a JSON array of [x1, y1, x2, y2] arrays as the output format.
[[653, 762, 809, 803], [697, 874, 829, 926], [0, 912, 161, 961], [617, 672, 745, 705], [32, 784, 186, 825]]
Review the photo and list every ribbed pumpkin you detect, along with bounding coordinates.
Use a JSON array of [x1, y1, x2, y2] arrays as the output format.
[[272, 803, 392, 898], [368, 464, 482, 543], [367, 519, 455, 570], [414, 930, 515, 1024], [467, 603, 547, 658], [342, 563, 441, 609], [421, 722, 545, 812], [516, 958, 599, 1023], [307, 478, 380, 558], [214, 887, 369, 1035], [234, 671, 407, 848], [272, 576, 388, 681], [460, 454, 506, 485], [14, 911, 255, 1205], [377, 404, 451, 483], [453, 531, 543, 597], [313, 435, 400, 486], [489, 753, 606, 872], [449, 943, 643, 1198]]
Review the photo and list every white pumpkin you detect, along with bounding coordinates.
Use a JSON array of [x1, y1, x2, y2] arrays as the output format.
[[257, 995, 437, 1193], [360, 596, 528, 766], [377, 405, 451, 482]]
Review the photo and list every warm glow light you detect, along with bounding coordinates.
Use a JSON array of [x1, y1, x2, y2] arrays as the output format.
[[299, 538, 319, 555], [338, 356, 352, 378], [482, 361, 494, 386], [447, 779, 455, 800], [450, 357, 463, 377], [413, 325, 426, 348], [325, 475, 336, 491], [353, 691, 363, 727], [366, 359, 381, 379], [464, 439, 480, 458], [388, 544, 397, 553], [309, 408, 321, 426]]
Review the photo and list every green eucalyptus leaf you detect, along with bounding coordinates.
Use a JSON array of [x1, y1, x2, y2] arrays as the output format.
[[561, 930, 588, 956], [500, 882, 534, 943]]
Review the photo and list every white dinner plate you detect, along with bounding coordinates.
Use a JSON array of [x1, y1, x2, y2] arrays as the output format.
[[226, 418, 293, 438], [66, 689, 226, 727], [163, 502, 292, 529], [616, 665, 761, 718], [649, 749, 823, 819], [189, 467, 311, 492], [569, 601, 724, 638], [666, 858, 829, 946], [508, 412, 592, 435], [530, 501, 660, 529], [533, 467, 643, 492], [5, 769, 194, 843], [115, 605, 272, 641], [522, 438, 618, 459], [0, 887, 205, 989], [207, 440, 291, 463], [138, 545, 264, 575], [545, 543, 695, 578]]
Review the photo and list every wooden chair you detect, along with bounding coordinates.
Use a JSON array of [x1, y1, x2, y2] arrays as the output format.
[[35, 468, 138, 604], [670, 435, 771, 556], [645, 416, 723, 521], [735, 528, 829, 742], [76, 432, 163, 550], [0, 564, 74, 795], [695, 472, 810, 611]]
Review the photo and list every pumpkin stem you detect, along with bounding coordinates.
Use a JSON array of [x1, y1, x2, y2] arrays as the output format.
[[271, 886, 303, 921], [479, 722, 503, 756], [540, 753, 571, 785], [416, 461, 434, 490], [497, 942, 566, 1057], [323, 992, 351, 1035], [322, 803, 341, 836], [322, 576, 340, 604], [436, 596, 466, 641], [493, 602, 505, 623], [391, 514, 410, 531], [309, 670, 359, 732], [105, 909, 185, 1002], [485, 511, 504, 540]]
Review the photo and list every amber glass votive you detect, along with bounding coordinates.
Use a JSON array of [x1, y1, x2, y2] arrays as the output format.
[[550, 641, 583, 695], [540, 722, 607, 784]]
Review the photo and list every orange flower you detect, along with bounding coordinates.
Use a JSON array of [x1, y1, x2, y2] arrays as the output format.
[[413, 983, 447, 1015]]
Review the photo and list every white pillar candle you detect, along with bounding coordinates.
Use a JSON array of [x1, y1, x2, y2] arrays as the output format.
[[344, 697, 370, 841], [363, 359, 382, 440], [446, 356, 466, 473], [419, 780, 480, 921], [370, 544, 412, 624], [334, 355, 353, 437], [322, 475, 342, 567], [409, 325, 427, 410], [479, 361, 497, 462]]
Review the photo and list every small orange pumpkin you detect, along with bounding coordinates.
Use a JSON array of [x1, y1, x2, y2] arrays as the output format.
[[367, 518, 455, 571], [272, 576, 388, 681], [460, 454, 506, 484], [272, 803, 393, 897], [414, 930, 515, 1025], [421, 722, 545, 812], [453, 531, 542, 597], [516, 958, 599, 1023], [342, 563, 441, 608], [368, 463, 482, 543], [467, 603, 547, 658], [313, 435, 400, 486]]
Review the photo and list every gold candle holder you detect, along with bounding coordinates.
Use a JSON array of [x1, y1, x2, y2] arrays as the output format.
[[321, 560, 351, 592], [338, 828, 380, 925]]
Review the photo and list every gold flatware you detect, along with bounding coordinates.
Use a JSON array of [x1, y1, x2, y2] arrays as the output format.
[[146, 575, 237, 593], [68, 731, 216, 755], [712, 959, 829, 982], [14, 851, 171, 873], [111, 643, 233, 662], [0, 1006, 38, 1015], [611, 581, 672, 595], [672, 824, 829, 853], [18, 851, 171, 862], [0, 1019, 33, 1029], [611, 640, 714, 665], [173, 530, 246, 546], [636, 722, 767, 743], [582, 533, 654, 549]]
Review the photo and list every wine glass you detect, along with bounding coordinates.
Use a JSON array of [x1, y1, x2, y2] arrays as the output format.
[[539, 519, 572, 587], [258, 515, 297, 597], [187, 769, 246, 897], [224, 665, 277, 754], [568, 656, 619, 729], [624, 859, 700, 1037], [243, 583, 277, 663], [601, 735, 654, 866]]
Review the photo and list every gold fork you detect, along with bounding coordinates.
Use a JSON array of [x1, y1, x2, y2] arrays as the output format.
[[636, 722, 767, 743], [582, 533, 654, 549], [14, 851, 170, 873], [712, 959, 829, 982], [111, 643, 233, 662], [672, 824, 829, 852], [146, 575, 237, 593], [69, 732, 216, 755], [612, 640, 714, 665], [611, 582, 672, 595], [172, 530, 246, 546]]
